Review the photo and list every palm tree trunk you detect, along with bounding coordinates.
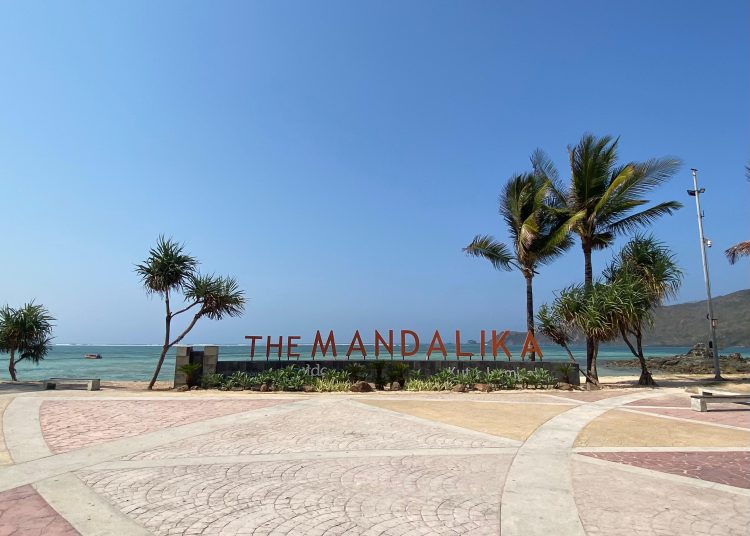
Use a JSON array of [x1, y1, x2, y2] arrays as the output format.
[[635, 329, 656, 386], [525, 273, 536, 362], [582, 240, 597, 384], [148, 294, 172, 390], [8, 349, 17, 382]]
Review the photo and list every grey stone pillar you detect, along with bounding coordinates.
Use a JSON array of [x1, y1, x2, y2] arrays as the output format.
[[174, 346, 192, 387], [203, 346, 219, 376]]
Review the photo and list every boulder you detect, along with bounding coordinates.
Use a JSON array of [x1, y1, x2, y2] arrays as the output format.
[[175, 385, 189, 392], [302, 384, 315, 393], [473, 383, 489, 392], [350, 381, 373, 393], [390, 382, 401, 391], [259, 384, 269, 392], [451, 384, 466, 393], [556, 382, 573, 391]]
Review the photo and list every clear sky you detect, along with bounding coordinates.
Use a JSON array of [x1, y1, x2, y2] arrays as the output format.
[[1, 1, 748, 344]]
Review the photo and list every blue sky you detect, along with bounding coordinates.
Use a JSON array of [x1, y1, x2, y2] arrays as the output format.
[[1, 0, 748, 344]]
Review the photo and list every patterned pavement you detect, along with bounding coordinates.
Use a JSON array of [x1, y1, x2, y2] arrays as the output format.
[[0, 387, 748, 535]]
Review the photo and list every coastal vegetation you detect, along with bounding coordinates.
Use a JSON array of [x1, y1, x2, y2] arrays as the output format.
[[533, 134, 682, 383], [136, 236, 246, 390], [603, 235, 682, 385], [471, 133, 684, 385], [464, 155, 572, 360], [0, 302, 55, 381], [194, 364, 560, 392]]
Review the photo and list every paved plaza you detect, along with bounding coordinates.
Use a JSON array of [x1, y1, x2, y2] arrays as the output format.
[[0, 385, 748, 535]]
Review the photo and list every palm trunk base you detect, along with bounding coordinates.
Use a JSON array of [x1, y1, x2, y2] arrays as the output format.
[[638, 369, 657, 386]]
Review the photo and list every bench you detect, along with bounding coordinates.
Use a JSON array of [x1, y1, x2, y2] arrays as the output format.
[[45, 378, 100, 391], [690, 391, 750, 412]]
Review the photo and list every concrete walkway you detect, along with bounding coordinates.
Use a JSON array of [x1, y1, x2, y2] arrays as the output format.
[[0, 386, 748, 535]]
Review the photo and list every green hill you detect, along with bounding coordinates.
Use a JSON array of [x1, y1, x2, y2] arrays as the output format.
[[643, 289, 750, 347]]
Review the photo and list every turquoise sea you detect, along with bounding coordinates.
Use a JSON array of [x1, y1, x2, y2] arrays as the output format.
[[3, 344, 748, 381]]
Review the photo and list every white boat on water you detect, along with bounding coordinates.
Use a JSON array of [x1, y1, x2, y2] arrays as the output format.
[[84, 353, 102, 359]]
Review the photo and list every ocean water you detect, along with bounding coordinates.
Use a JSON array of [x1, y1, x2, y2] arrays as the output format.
[[3, 344, 747, 382]]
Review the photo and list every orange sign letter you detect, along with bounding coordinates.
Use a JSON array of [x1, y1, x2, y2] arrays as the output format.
[[346, 330, 367, 359], [520, 331, 543, 360], [312, 330, 337, 358], [426, 330, 447, 359], [400, 330, 420, 358], [492, 330, 512, 360], [375, 330, 394, 358]]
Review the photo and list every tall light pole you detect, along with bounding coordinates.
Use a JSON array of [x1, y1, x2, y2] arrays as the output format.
[[688, 168, 722, 380]]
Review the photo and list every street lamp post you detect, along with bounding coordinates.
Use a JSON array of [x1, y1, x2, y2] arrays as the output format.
[[688, 168, 722, 381]]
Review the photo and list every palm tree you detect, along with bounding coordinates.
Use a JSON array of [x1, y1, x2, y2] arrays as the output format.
[[604, 235, 682, 385], [136, 236, 246, 390], [533, 134, 682, 381], [725, 165, 750, 265], [0, 302, 55, 381], [465, 165, 572, 359]]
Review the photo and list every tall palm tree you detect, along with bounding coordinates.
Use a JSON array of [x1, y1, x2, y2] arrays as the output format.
[[604, 235, 682, 385], [0, 302, 55, 381], [465, 166, 572, 359], [534, 134, 682, 381], [136, 236, 246, 390]]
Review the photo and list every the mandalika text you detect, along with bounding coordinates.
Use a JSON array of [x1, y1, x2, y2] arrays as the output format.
[[244, 330, 543, 360]]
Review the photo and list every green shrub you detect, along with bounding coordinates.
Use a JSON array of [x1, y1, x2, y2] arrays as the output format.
[[386, 362, 411, 385], [432, 368, 459, 388], [344, 363, 367, 382], [201, 373, 224, 389], [368, 361, 387, 389], [177, 362, 202, 387], [557, 363, 573, 382], [405, 379, 435, 391], [266, 365, 310, 391], [222, 371, 252, 390], [460, 367, 485, 386], [535, 368, 557, 389], [322, 369, 350, 383], [312, 377, 351, 392]]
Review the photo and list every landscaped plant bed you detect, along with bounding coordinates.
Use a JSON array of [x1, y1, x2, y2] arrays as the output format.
[[190, 364, 571, 393]]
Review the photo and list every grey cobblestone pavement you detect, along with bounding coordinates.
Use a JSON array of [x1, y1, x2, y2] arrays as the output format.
[[1, 389, 749, 535]]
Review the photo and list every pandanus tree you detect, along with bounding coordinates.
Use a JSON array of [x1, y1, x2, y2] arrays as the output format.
[[465, 162, 572, 359], [539, 278, 650, 384], [533, 134, 682, 381], [136, 236, 245, 390], [0, 302, 55, 381], [604, 235, 682, 386]]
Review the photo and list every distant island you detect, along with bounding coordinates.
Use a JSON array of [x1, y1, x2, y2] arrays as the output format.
[[642, 289, 749, 347]]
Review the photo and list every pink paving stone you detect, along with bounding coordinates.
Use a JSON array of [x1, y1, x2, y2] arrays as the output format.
[[579, 451, 750, 489], [626, 394, 692, 408], [630, 406, 750, 429], [548, 390, 631, 402], [0, 485, 78, 536], [40, 399, 294, 454]]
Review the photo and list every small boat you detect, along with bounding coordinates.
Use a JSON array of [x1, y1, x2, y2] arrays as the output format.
[[84, 353, 102, 359]]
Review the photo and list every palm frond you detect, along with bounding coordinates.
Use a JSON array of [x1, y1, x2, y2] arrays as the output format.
[[726, 241, 750, 264], [463, 235, 515, 271], [605, 201, 682, 236], [135, 235, 198, 295]]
